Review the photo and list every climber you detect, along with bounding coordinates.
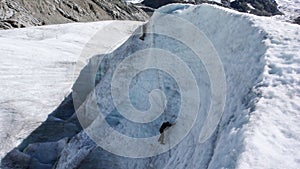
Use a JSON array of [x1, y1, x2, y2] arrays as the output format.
[[158, 121, 175, 144], [139, 24, 147, 41]]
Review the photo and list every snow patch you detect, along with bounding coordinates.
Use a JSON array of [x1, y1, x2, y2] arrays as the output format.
[[0, 21, 143, 160]]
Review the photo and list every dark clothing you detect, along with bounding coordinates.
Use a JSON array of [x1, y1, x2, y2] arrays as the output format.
[[159, 122, 172, 133]]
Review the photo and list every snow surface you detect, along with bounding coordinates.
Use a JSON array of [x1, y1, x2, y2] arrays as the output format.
[[275, 0, 300, 20], [0, 3, 300, 169], [237, 17, 300, 169], [57, 4, 300, 169], [0, 21, 143, 160]]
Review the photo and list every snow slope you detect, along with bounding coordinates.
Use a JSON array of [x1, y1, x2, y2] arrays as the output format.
[[237, 17, 300, 169], [0, 21, 143, 160], [276, 0, 300, 20], [1, 3, 300, 169], [54, 4, 300, 169]]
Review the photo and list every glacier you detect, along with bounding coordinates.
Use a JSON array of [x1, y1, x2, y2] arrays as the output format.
[[1, 3, 300, 169], [0, 20, 143, 162]]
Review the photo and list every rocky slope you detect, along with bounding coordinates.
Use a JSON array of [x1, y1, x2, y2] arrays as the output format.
[[141, 0, 192, 9], [229, 0, 283, 16], [141, 0, 282, 16], [0, 0, 148, 29]]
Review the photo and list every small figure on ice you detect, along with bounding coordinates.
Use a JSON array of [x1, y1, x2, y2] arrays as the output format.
[[158, 121, 175, 144], [139, 24, 147, 41]]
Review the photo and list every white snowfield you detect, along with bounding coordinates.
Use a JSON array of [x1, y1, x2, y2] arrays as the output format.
[[275, 0, 300, 21], [238, 18, 300, 169], [0, 21, 143, 160], [0, 3, 300, 169], [58, 5, 300, 169]]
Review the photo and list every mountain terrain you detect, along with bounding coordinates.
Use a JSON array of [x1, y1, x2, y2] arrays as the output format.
[[0, 0, 148, 29], [0, 3, 299, 169]]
